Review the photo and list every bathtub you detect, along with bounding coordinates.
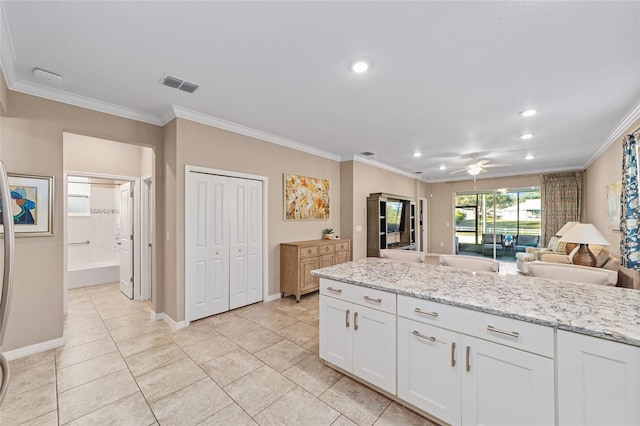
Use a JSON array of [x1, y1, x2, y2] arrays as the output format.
[[68, 262, 120, 289]]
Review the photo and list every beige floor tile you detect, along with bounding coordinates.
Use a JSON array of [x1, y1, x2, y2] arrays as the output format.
[[230, 326, 283, 354], [320, 377, 391, 426], [183, 335, 238, 365], [57, 351, 127, 392], [303, 336, 319, 354], [201, 348, 264, 387], [64, 324, 110, 349], [332, 415, 359, 426], [150, 378, 232, 426], [255, 387, 340, 426], [171, 322, 219, 348], [67, 287, 89, 300], [5, 355, 55, 398], [198, 403, 257, 426], [124, 342, 186, 377], [214, 316, 257, 339], [234, 304, 274, 322], [276, 321, 319, 345], [55, 336, 117, 369], [20, 409, 58, 426], [224, 365, 295, 416], [58, 369, 138, 424], [62, 317, 106, 336], [117, 330, 174, 358], [136, 357, 207, 403], [8, 350, 54, 374], [66, 391, 155, 426], [200, 311, 240, 328], [373, 402, 438, 426], [0, 382, 57, 425], [283, 356, 343, 396], [109, 319, 165, 342], [255, 311, 298, 332], [254, 339, 313, 373], [103, 310, 152, 330]]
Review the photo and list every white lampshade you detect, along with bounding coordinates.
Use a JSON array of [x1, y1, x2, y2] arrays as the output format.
[[559, 223, 610, 245], [556, 221, 579, 236]]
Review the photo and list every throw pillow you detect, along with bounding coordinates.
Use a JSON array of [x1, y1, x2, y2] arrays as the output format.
[[548, 236, 560, 251], [556, 240, 567, 253]]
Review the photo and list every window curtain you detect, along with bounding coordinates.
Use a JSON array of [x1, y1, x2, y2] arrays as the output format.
[[620, 133, 639, 269], [540, 172, 582, 246]]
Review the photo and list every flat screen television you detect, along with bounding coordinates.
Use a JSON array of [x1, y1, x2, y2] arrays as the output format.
[[386, 201, 404, 234]]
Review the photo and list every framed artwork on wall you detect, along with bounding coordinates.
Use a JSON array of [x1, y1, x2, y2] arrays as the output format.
[[284, 173, 330, 220], [0, 173, 54, 236], [606, 180, 621, 231]]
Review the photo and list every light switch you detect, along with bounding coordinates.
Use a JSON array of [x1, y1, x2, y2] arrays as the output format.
[[355, 225, 363, 232]]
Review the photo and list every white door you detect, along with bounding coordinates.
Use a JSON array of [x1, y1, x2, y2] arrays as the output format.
[[189, 174, 229, 320], [461, 335, 555, 426], [246, 180, 263, 305], [229, 179, 248, 310], [119, 182, 133, 298], [397, 318, 461, 426], [319, 296, 353, 372]]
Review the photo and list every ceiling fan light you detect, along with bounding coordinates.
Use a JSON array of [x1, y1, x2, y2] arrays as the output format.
[[467, 165, 483, 176]]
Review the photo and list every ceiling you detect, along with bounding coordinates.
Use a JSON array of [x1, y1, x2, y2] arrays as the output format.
[[1, 1, 639, 182]]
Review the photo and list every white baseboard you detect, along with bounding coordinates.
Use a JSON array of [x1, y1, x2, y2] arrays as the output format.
[[153, 311, 187, 330], [264, 292, 282, 302], [2, 337, 65, 361], [150, 311, 164, 321]]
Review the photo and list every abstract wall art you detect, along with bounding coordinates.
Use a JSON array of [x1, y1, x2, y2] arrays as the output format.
[[284, 173, 330, 220]]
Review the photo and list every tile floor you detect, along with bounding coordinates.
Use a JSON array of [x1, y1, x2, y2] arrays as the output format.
[[1, 283, 438, 425]]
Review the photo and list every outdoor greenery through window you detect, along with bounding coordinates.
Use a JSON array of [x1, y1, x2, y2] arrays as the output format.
[[454, 187, 541, 260]]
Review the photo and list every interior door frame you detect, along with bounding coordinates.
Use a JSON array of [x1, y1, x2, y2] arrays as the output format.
[[141, 174, 152, 301], [184, 165, 269, 325], [63, 171, 144, 315]]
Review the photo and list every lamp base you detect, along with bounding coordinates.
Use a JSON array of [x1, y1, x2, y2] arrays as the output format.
[[572, 244, 596, 267], [565, 242, 579, 255]]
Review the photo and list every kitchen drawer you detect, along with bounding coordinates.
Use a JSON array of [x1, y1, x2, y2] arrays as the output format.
[[320, 278, 396, 314], [334, 241, 350, 252], [318, 244, 335, 255], [300, 246, 319, 258], [398, 295, 468, 330]]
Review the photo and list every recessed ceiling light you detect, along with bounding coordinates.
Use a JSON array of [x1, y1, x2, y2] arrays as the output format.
[[526, 154, 535, 160], [520, 109, 537, 117], [520, 133, 533, 140], [413, 152, 422, 158], [439, 165, 446, 170], [352, 61, 369, 73]]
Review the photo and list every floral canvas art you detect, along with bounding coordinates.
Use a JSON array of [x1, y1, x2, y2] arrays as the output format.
[[606, 180, 622, 231], [284, 173, 330, 220]]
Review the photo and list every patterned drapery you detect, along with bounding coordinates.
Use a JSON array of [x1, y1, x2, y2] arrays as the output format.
[[540, 172, 582, 247], [621, 133, 640, 269]]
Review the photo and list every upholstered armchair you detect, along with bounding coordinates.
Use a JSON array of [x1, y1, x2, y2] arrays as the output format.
[[515, 235, 567, 270], [537, 245, 619, 285]]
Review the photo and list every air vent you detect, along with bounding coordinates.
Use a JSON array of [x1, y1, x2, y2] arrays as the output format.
[[361, 151, 376, 156], [33, 68, 63, 85], [414, 171, 423, 175], [161, 75, 199, 93]]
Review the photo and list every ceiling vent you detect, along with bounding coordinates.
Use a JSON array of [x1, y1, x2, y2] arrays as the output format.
[[161, 75, 199, 93], [361, 151, 376, 157], [33, 68, 63, 85]]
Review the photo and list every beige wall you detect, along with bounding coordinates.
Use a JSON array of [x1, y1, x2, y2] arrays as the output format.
[[64, 133, 148, 177], [1, 91, 163, 351], [427, 175, 541, 255], [170, 118, 341, 321]]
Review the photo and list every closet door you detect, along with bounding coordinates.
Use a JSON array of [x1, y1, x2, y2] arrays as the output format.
[[246, 180, 263, 304], [229, 178, 249, 309]]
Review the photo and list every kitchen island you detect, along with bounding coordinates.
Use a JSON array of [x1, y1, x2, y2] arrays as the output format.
[[312, 258, 640, 426]]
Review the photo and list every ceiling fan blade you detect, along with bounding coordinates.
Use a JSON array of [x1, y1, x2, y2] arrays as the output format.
[[476, 160, 490, 166], [482, 163, 512, 168], [449, 168, 469, 174]]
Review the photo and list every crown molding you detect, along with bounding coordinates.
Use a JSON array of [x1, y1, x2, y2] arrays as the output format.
[[425, 165, 583, 184], [584, 99, 640, 168], [351, 155, 420, 180], [169, 105, 342, 162]]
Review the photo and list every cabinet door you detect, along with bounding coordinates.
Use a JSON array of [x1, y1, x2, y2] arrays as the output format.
[[300, 257, 319, 291], [397, 318, 461, 426], [335, 250, 349, 264], [319, 296, 352, 372], [352, 305, 396, 394], [319, 253, 334, 269], [558, 330, 640, 426], [461, 335, 554, 426]]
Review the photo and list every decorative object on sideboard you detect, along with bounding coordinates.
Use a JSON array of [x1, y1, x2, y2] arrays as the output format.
[[556, 221, 579, 254], [559, 223, 610, 267], [283, 173, 330, 220], [323, 228, 334, 239]]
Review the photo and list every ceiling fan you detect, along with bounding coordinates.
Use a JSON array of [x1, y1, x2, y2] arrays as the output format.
[[450, 154, 511, 176]]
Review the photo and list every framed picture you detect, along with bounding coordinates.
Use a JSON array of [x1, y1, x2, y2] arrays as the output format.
[[0, 173, 54, 236], [284, 173, 330, 220], [606, 180, 622, 231]]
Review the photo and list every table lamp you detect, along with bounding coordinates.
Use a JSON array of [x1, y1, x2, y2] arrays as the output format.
[[556, 221, 579, 254], [559, 223, 610, 267]]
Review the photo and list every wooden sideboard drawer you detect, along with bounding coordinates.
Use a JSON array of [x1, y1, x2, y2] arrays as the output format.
[[300, 246, 319, 258], [318, 244, 335, 255], [335, 241, 350, 252]]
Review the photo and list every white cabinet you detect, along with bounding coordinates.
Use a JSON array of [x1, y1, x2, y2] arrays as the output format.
[[558, 330, 640, 425], [319, 279, 396, 394]]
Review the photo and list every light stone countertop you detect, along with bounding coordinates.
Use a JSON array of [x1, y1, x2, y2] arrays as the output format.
[[311, 257, 640, 347]]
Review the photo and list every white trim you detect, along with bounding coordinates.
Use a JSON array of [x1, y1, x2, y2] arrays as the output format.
[[585, 100, 640, 168], [161, 313, 188, 330], [172, 106, 341, 162], [184, 165, 269, 323], [2, 337, 65, 361], [141, 175, 153, 301], [150, 311, 164, 321], [264, 292, 282, 302], [352, 155, 419, 180]]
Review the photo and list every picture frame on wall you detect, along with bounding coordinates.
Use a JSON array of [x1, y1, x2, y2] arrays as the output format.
[[606, 180, 622, 231], [0, 173, 54, 236], [284, 173, 330, 220]]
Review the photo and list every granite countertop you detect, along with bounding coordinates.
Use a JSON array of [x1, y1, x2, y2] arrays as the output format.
[[311, 257, 640, 347]]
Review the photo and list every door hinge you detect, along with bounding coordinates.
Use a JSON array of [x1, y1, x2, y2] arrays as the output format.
[[130, 276, 134, 283], [130, 234, 134, 240], [130, 191, 134, 198]]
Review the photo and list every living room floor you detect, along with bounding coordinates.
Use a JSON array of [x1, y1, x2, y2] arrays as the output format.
[[2, 283, 438, 426]]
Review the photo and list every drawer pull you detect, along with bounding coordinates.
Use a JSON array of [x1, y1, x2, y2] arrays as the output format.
[[466, 346, 471, 372], [325, 247, 330, 251], [451, 342, 456, 367], [412, 330, 436, 343], [415, 307, 438, 317], [345, 309, 350, 328], [307, 249, 313, 254], [327, 287, 342, 294], [487, 325, 520, 339], [363, 295, 382, 303], [354, 312, 359, 331]]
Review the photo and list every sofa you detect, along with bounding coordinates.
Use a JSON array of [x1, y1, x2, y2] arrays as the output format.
[[515, 235, 568, 271]]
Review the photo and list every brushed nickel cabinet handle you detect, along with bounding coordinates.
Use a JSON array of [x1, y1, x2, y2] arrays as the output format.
[[412, 330, 436, 342], [345, 309, 350, 328], [354, 312, 359, 331], [466, 346, 471, 372], [451, 342, 456, 367], [415, 307, 438, 317], [487, 325, 520, 339], [327, 287, 342, 294], [363, 296, 382, 303]]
